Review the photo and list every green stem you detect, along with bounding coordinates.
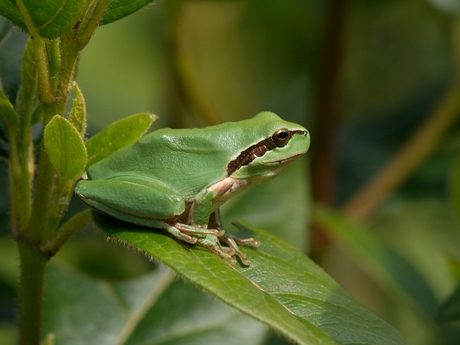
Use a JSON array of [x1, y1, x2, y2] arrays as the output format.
[[29, 40, 79, 239], [42, 209, 93, 256], [8, 132, 31, 237], [15, 0, 55, 105], [17, 241, 48, 345], [28, 141, 54, 239], [15, 101, 34, 236], [31, 36, 55, 105], [76, 0, 113, 49]]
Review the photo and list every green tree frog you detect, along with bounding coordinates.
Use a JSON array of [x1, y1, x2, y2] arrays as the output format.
[[75, 112, 310, 265]]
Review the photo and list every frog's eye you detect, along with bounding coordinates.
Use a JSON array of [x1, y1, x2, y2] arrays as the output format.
[[272, 128, 290, 147]]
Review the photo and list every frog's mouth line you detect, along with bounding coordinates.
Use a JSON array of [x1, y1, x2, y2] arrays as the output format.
[[269, 153, 304, 164]]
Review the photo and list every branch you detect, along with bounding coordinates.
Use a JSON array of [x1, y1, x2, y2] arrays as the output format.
[[342, 81, 460, 220]]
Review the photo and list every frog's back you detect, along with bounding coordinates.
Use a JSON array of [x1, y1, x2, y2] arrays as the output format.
[[86, 123, 245, 195], [86, 112, 295, 195]]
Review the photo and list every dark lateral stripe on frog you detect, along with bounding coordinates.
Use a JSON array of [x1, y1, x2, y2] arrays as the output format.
[[226, 130, 306, 176]]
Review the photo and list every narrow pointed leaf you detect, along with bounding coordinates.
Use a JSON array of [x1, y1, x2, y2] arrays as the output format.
[[42, 264, 269, 345], [438, 283, 460, 322], [21, 0, 84, 38], [85, 113, 156, 168], [0, 1, 26, 31], [0, 89, 17, 127], [15, 38, 36, 120], [68, 83, 86, 137], [313, 205, 440, 318], [44, 116, 87, 180], [100, 0, 154, 25], [93, 212, 408, 345]]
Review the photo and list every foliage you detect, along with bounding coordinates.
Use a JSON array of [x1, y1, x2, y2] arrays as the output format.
[[1, 1, 460, 345]]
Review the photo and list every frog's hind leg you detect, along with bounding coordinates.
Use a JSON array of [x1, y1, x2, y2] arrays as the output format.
[[175, 223, 224, 237], [207, 210, 260, 265], [219, 235, 260, 266], [163, 224, 198, 244], [196, 235, 237, 265], [163, 222, 225, 246]]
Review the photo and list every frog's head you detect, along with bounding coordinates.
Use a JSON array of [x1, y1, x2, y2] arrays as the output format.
[[228, 112, 310, 180]]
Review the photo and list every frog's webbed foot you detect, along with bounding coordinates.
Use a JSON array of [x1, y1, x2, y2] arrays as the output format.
[[219, 234, 260, 266], [164, 222, 259, 266], [224, 235, 260, 248], [196, 235, 237, 265]]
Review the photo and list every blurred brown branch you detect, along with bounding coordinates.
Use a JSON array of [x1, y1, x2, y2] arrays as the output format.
[[309, 0, 348, 260], [342, 81, 460, 220]]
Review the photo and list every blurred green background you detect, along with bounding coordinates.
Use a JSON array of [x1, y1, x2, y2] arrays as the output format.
[[2, 0, 460, 344]]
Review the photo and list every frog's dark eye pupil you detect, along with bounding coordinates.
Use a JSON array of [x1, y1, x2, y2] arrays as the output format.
[[272, 129, 290, 147]]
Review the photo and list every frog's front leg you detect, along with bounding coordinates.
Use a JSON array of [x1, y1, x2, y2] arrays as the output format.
[[196, 234, 237, 265], [158, 221, 236, 264], [219, 234, 260, 266], [204, 210, 260, 265]]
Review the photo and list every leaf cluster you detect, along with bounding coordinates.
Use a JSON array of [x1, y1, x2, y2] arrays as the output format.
[[0, 1, 436, 345]]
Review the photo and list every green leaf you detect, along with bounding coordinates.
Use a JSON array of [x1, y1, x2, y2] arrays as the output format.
[[100, 0, 154, 25], [438, 283, 460, 322], [313, 206, 440, 318], [15, 38, 36, 120], [0, 0, 26, 31], [93, 212, 408, 345], [42, 264, 269, 345], [85, 113, 156, 168], [31, 103, 43, 125], [0, 89, 17, 127], [68, 83, 86, 137], [44, 116, 87, 181], [21, 0, 85, 38]]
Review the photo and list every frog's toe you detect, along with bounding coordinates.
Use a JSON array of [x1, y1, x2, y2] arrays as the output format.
[[176, 223, 225, 237], [196, 235, 237, 265], [231, 237, 260, 248], [220, 236, 251, 266], [165, 225, 198, 244]]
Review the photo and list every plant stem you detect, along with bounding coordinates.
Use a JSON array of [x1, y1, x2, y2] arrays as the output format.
[[16, 0, 55, 105], [76, 0, 113, 48], [12, 3, 110, 344], [309, 0, 348, 261], [42, 210, 93, 256], [29, 39, 79, 240], [8, 132, 31, 237], [342, 81, 460, 220], [17, 241, 48, 345]]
